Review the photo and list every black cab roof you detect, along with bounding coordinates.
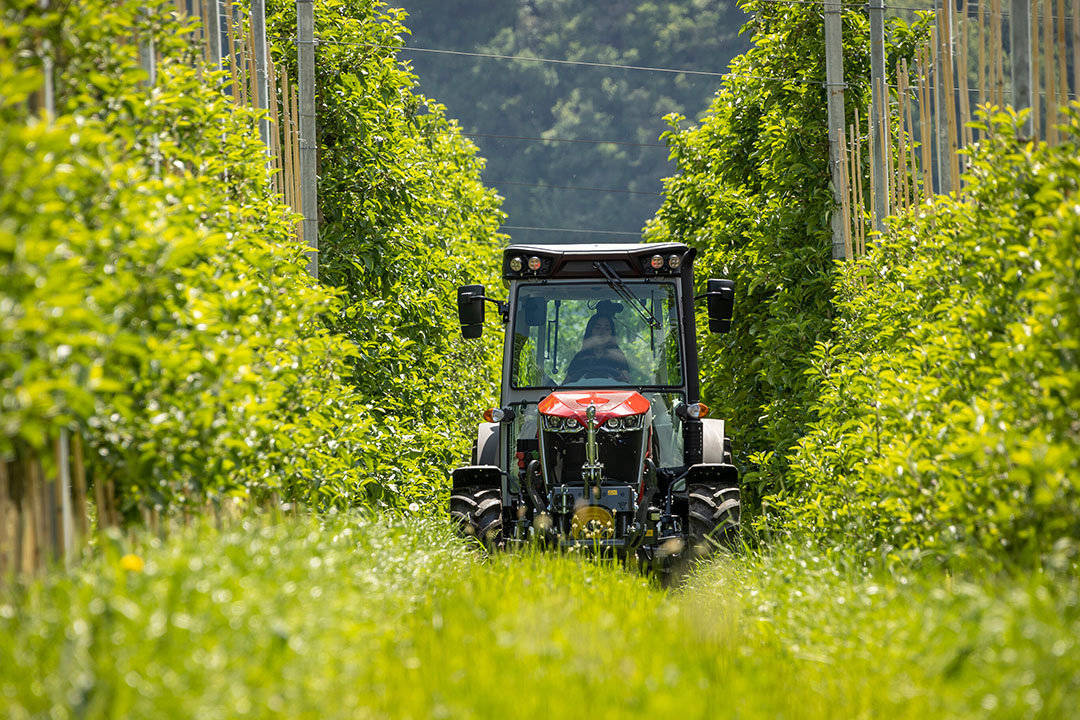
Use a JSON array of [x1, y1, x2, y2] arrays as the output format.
[[502, 242, 691, 280]]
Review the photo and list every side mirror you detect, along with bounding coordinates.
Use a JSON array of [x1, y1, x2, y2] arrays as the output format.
[[457, 284, 485, 338], [706, 279, 734, 334]]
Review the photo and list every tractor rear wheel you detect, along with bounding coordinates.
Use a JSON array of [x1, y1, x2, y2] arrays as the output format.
[[449, 486, 503, 548], [687, 482, 741, 557]]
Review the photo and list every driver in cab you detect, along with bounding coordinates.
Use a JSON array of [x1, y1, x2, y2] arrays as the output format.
[[563, 309, 630, 384]]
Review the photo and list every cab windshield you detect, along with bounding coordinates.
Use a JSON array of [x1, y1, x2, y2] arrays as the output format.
[[511, 282, 683, 388]]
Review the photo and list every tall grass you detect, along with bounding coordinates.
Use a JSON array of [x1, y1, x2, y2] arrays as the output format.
[[1, 515, 1076, 718]]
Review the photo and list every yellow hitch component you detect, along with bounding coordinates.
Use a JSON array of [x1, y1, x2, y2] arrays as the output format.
[[571, 505, 615, 540]]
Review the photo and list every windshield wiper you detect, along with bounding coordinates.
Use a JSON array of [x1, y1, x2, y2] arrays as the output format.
[[594, 261, 662, 329]]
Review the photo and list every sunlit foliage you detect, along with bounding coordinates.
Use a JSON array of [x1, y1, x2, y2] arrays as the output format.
[[783, 108, 1080, 567], [646, 1, 873, 501], [0, 0, 502, 514]]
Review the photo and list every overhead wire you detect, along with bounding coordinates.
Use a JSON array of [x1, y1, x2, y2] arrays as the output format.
[[312, 3, 1075, 87], [501, 225, 644, 237], [317, 40, 846, 86], [490, 180, 662, 196], [747, 0, 869, 7], [741, 0, 1073, 18], [318, 41, 732, 77], [316, 2, 1077, 237], [464, 132, 666, 149], [317, 40, 825, 85]]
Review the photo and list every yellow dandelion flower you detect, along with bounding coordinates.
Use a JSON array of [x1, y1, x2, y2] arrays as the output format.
[[120, 554, 144, 573]]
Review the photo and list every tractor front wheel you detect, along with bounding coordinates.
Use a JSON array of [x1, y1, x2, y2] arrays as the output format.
[[687, 482, 741, 557], [449, 486, 503, 548]]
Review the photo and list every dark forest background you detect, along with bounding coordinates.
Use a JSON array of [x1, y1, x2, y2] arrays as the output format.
[[397, 0, 751, 243]]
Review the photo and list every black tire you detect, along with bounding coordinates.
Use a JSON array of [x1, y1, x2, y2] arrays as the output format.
[[449, 486, 503, 548], [687, 482, 741, 557]]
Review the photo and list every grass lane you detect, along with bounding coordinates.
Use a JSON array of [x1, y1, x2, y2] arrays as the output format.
[[1, 514, 1076, 719]]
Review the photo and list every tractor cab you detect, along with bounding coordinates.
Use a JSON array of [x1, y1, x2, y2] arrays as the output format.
[[452, 243, 739, 565]]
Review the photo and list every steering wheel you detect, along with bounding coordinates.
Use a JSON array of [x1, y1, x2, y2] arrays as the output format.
[[577, 357, 625, 381]]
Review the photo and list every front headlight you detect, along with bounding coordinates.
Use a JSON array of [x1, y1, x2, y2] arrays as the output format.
[[602, 414, 645, 432], [542, 415, 583, 433]]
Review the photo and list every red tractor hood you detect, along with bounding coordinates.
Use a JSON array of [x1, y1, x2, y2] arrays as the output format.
[[538, 390, 650, 424]]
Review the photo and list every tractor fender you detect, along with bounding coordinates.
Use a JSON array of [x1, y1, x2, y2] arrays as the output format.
[[701, 418, 726, 464], [474, 422, 500, 466]]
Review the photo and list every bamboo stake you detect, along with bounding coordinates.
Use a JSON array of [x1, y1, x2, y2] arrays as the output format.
[[883, 75, 894, 216], [868, 104, 878, 233], [986, 0, 997, 108], [246, 18, 257, 113], [52, 439, 65, 563], [72, 434, 88, 539], [200, 0, 211, 66], [897, 63, 909, 211], [1044, 0, 1058, 143], [1056, 0, 1068, 104], [34, 456, 53, 566], [904, 59, 921, 207], [906, 65, 916, 209], [29, 457, 44, 571], [943, 2, 962, 194], [14, 460, 26, 575], [995, 0, 1006, 108], [240, 25, 251, 110], [986, 0, 995, 108], [106, 480, 118, 528], [915, 44, 925, 197], [852, 110, 862, 252], [893, 70, 903, 213], [281, 66, 295, 210], [272, 80, 283, 194], [0, 461, 9, 577], [19, 462, 32, 573], [40, 457, 53, 568], [933, 18, 946, 194], [978, 0, 988, 121], [44, 455, 58, 565], [958, 0, 973, 159], [291, 84, 302, 235], [857, 125, 866, 254], [268, 58, 282, 194], [234, 4, 248, 108], [854, 116, 866, 253], [839, 127, 854, 260], [1000, 0, 1009, 108], [93, 475, 107, 531], [1073, 0, 1080, 103], [849, 124, 860, 252], [1032, 0, 1042, 136], [226, 1, 239, 103], [918, 43, 934, 199]]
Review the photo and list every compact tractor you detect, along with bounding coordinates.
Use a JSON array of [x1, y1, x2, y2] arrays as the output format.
[[451, 243, 740, 568]]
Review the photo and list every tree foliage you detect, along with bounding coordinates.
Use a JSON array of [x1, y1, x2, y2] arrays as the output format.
[[782, 108, 1080, 567], [1, 0, 502, 515], [646, 1, 874, 502], [265, 0, 505, 505]]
